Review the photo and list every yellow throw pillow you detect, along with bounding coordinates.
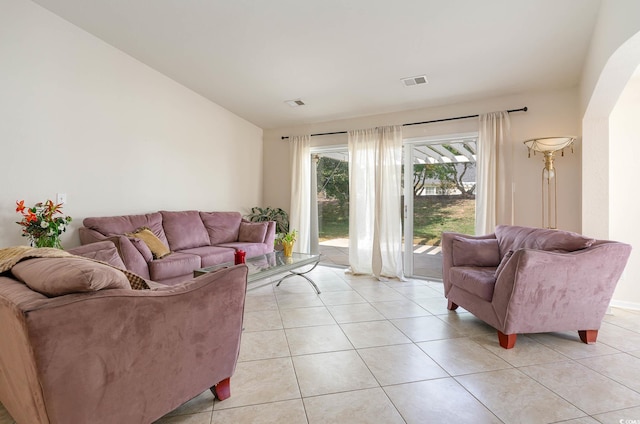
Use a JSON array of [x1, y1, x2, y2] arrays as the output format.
[[126, 227, 171, 259]]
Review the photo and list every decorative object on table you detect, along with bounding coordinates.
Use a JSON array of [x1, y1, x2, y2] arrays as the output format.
[[523, 136, 576, 229], [276, 229, 297, 257], [234, 249, 246, 264], [245, 206, 289, 235], [15, 200, 72, 248]]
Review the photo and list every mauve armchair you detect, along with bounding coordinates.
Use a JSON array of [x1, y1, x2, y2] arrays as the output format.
[[441, 225, 632, 349], [0, 250, 248, 424]]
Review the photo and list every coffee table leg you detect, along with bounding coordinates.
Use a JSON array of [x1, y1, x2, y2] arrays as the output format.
[[276, 261, 321, 294]]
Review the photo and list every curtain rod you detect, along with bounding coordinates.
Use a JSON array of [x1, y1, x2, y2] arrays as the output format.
[[280, 106, 528, 140]]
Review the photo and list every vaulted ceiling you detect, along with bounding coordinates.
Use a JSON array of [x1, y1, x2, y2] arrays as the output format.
[[32, 0, 601, 129]]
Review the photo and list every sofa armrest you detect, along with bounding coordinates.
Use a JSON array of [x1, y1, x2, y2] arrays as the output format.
[[67, 240, 127, 269], [264, 221, 276, 251], [492, 242, 631, 334], [13, 265, 248, 424]]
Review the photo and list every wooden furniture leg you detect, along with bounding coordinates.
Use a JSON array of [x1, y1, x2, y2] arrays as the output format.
[[211, 377, 231, 400], [447, 300, 458, 311], [578, 330, 598, 344], [497, 331, 517, 349]]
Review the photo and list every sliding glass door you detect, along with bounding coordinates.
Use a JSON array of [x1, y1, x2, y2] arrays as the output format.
[[313, 148, 349, 267], [309, 134, 476, 277], [403, 134, 478, 279]]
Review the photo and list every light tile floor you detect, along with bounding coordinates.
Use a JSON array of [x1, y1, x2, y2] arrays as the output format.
[[2, 266, 640, 423], [318, 239, 444, 280]]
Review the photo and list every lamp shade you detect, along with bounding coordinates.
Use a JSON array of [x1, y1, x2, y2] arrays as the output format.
[[523, 137, 576, 153]]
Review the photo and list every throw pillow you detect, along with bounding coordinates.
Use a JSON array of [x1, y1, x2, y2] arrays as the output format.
[[11, 257, 131, 297], [126, 227, 171, 259], [452, 237, 501, 267], [126, 236, 154, 262], [238, 221, 268, 243]]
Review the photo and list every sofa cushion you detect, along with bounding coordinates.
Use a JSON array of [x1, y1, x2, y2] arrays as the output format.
[[449, 266, 497, 302], [67, 240, 126, 269], [126, 227, 171, 259], [11, 257, 131, 297], [178, 246, 236, 268], [238, 221, 268, 243], [452, 237, 500, 267], [200, 212, 242, 245], [148, 252, 201, 281], [495, 225, 595, 256], [160, 210, 210, 250], [83, 212, 169, 245]]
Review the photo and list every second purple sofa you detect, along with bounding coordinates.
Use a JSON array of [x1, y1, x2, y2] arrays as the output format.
[[80, 210, 275, 285]]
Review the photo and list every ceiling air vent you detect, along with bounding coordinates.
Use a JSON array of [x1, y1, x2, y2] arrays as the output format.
[[285, 99, 306, 107], [401, 75, 428, 87]]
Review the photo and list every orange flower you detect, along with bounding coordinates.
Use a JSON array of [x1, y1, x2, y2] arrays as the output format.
[[15, 200, 25, 213], [26, 211, 38, 222]]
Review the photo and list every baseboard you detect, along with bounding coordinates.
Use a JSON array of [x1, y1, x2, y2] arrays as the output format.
[[609, 299, 640, 311]]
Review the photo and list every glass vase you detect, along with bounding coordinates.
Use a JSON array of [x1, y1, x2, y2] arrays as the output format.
[[34, 235, 62, 249]]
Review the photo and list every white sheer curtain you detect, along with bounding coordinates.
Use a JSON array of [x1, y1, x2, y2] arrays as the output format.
[[476, 111, 512, 235], [348, 125, 404, 280], [289, 135, 311, 253]]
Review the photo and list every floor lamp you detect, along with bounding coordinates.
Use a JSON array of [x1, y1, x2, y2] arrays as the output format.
[[523, 136, 576, 229]]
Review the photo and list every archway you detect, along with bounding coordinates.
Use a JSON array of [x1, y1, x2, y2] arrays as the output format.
[[583, 30, 640, 307]]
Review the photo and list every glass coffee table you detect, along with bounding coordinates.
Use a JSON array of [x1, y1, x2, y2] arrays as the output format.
[[194, 251, 322, 294]]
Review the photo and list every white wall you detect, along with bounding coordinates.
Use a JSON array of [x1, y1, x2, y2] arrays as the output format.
[[580, 0, 640, 115], [579, 0, 640, 307], [609, 72, 640, 307], [580, 0, 640, 242], [263, 88, 582, 233], [0, 0, 263, 248]]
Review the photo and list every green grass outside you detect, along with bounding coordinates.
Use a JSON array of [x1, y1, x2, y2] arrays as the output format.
[[411, 196, 475, 245], [317, 202, 349, 240], [318, 196, 475, 246]]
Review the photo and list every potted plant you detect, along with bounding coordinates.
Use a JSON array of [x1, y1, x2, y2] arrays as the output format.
[[15, 200, 72, 248], [275, 229, 297, 257], [245, 206, 289, 234]]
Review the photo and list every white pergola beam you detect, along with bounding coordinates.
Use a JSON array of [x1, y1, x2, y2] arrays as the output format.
[[449, 143, 475, 161]]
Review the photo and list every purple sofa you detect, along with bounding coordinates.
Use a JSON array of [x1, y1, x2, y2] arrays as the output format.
[[0, 240, 248, 424], [442, 225, 632, 349], [79, 210, 275, 285]]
